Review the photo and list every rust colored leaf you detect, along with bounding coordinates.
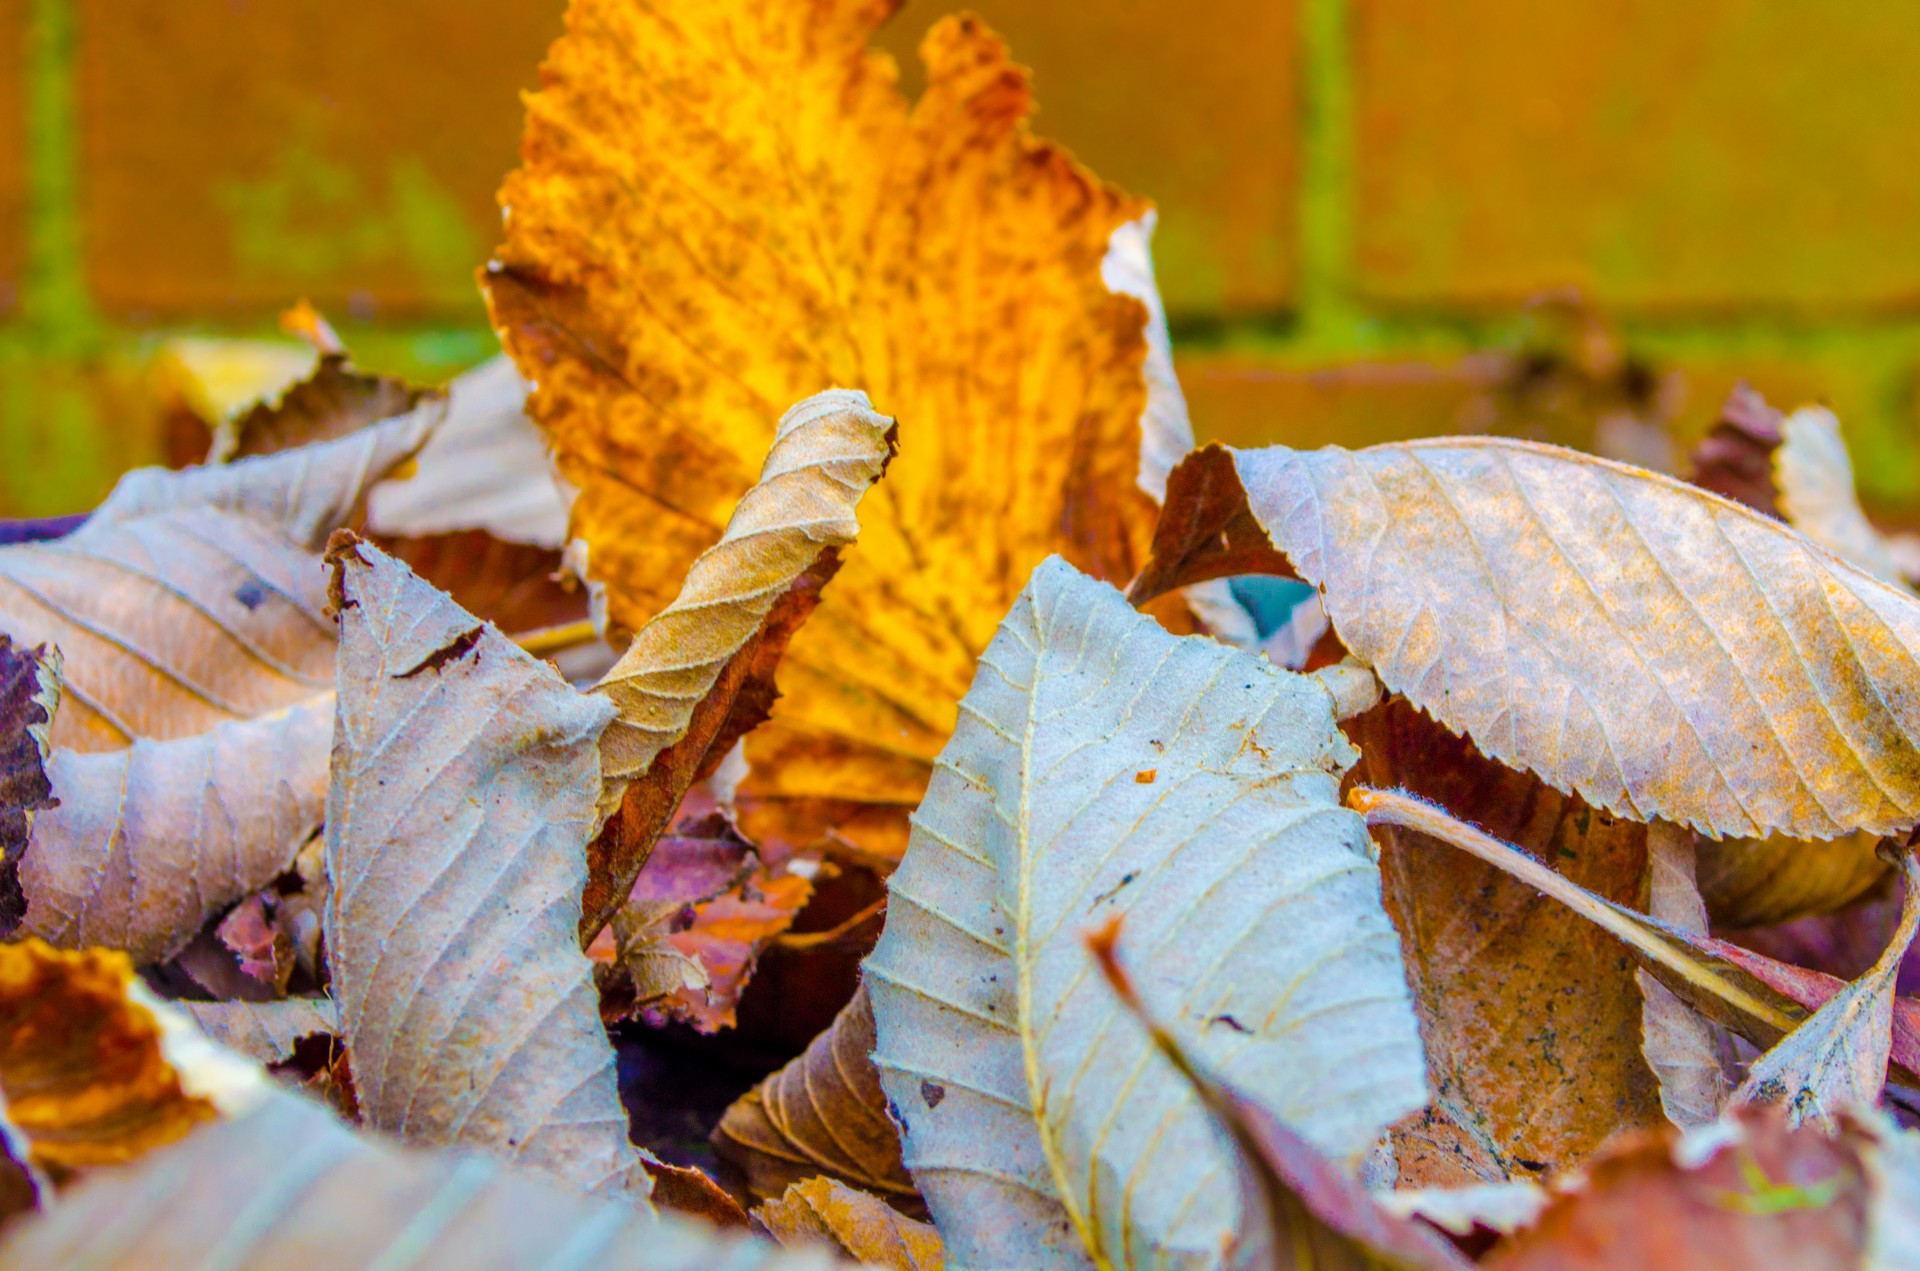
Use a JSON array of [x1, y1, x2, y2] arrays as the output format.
[[1351, 698, 1662, 1178], [324, 536, 648, 1200], [0, 637, 58, 935], [755, 1177, 945, 1270], [1685, 382, 1785, 516], [0, 940, 261, 1183], [714, 983, 919, 1212], [0, 1088, 839, 1270], [1484, 1109, 1868, 1270], [646, 1158, 752, 1231], [378, 530, 587, 639], [489, 4, 1173, 862], [19, 697, 331, 963], [1142, 438, 1920, 841], [0, 412, 429, 751], [580, 391, 895, 939]]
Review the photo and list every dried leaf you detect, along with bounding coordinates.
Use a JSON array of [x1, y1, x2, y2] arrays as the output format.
[[323, 536, 647, 1199], [1483, 1109, 1869, 1270], [756, 1177, 944, 1270], [1351, 699, 1662, 1178], [583, 390, 895, 935], [647, 1157, 753, 1230], [0, 637, 59, 934], [714, 983, 919, 1211], [0, 939, 265, 1183], [489, 6, 1172, 861], [183, 998, 338, 1065], [1088, 919, 1471, 1271], [216, 890, 294, 990], [1775, 406, 1911, 590], [213, 348, 436, 464], [865, 557, 1424, 1267], [1697, 830, 1889, 929], [366, 354, 573, 549], [0, 413, 430, 751], [659, 863, 813, 1033], [19, 696, 331, 962], [1732, 846, 1920, 1126], [1142, 439, 1920, 840], [1685, 383, 1785, 517], [0, 1088, 842, 1270], [1377, 1185, 1548, 1239], [1638, 823, 1735, 1129]]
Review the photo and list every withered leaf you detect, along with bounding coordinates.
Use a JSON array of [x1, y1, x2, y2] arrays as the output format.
[[1350, 699, 1662, 1178], [0, 939, 264, 1184], [0, 637, 59, 934], [713, 983, 918, 1211], [865, 558, 1423, 1268], [489, 3, 1177, 861], [1696, 830, 1889, 930], [0, 1088, 843, 1270], [755, 1176, 945, 1270], [19, 697, 331, 962], [1637, 824, 1735, 1129], [582, 390, 895, 938], [1733, 846, 1920, 1127], [1142, 439, 1920, 841], [183, 998, 338, 1066], [0, 412, 430, 751], [324, 536, 647, 1199], [1774, 406, 1912, 590], [212, 348, 438, 464], [1685, 383, 1785, 517]]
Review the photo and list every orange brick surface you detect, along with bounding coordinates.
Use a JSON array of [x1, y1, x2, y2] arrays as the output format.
[[75, 0, 564, 319], [877, 0, 1299, 317], [1353, 0, 1920, 312]]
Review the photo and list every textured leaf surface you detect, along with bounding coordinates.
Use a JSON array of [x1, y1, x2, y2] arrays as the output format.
[[184, 998, 338, 1065], [20, 697, 331, 962], [583, 390, 893, 933], [1733, 848, 1920, 1126], [1351, 700, 1661, 1179], [756, 1176, 944, 1270], [0, 1090, 842, 1271], [715, 984, 917, 1209], [865, 557, 1424, 1268], [489, 3, 1173, 860], [1149, 438, 1920, 840], [0, 637, 58, 932], [0, 414, 430, 751], [324, 537, 646, 1199]]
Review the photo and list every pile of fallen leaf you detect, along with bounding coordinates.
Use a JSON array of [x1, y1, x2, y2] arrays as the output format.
[[4, 3, 1920, 1268]]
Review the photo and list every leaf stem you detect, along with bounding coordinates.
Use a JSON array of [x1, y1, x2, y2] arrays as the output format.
[[511, 618, 602, 658]]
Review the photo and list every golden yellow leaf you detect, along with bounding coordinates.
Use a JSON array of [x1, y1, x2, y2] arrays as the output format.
[[755, 1176, 944, 1270], [488, 2, 1169, 859], [0, 939, 263, 1184], [1140, 440, 1920, 841]]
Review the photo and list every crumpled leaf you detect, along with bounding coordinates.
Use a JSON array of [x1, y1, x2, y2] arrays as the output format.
[[1138, 438, 1920, 841], [0, 412, 430, 751], [1637, 824, 1735, 1129], [755, 1176, 944, 1270], [489, 4, 1179, 861], [866, 557, 1424, 1268], [714, 983, 918, 1211], [0, 939, 266, 1185], [183, 998, 339, 1065], [582, 390, 895, 937], [323, 535, 648, 1199], [366, 354, 574, 549], [1774, 406, 1912, 591], [0, 637, 59, 933], [1482, 1108, 1870, 1270], [1088, 918, 1471, 1271], [0, 1087, 845, 1271], [1732, 845, 1920, 1127], [1350, 699, 1661, 1179], [1686, 383, 1785, 517], [212, 345, 437, 464], [19, 696, 331, 962]]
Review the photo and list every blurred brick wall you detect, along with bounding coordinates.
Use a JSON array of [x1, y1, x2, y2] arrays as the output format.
[[5, 0, 1920, 518]]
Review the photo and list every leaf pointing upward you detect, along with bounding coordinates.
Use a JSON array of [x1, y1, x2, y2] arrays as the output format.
[[865, 557, 1424, 1269], [324, 536, 647, 1200]]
